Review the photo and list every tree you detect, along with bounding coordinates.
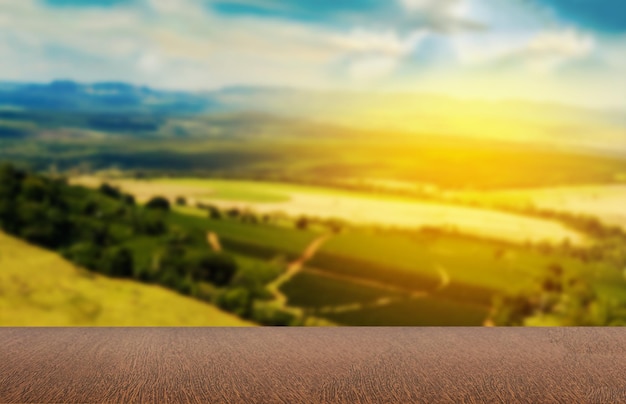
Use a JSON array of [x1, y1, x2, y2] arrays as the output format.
[[190, 252, 237, 286], [175, 196, 187, 206], [63, 242, 101, 270], [143, 211, 167, 235], [492, 264, 609, 326], [21, 177, 48, 202], [145, 196, 170, 211], [0, 199, 19, 234], [0, 163, 24, 200], [295, 216, 309, 230], [82, 200, 99, 216], [207, 205, 222, 220], [99, 183, 122, 199], [100, 247, 134, 278], [251, 304, 299, 326], [216, 288, 253, 317], [122, 193, 136, 206], [226, 208, 240, 218]]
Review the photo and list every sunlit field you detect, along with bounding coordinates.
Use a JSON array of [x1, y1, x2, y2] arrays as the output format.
[[71, 176, 587, 245], [477, 185, 626, 230], [0, 231, 253, 326]]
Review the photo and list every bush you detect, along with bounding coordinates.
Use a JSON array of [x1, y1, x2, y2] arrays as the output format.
[[134, 211, 167, 235], [251, 305, 299, 326], [99, 183, 122, 199], [145, 196, 170, 211], [175, 196, 187, 206], [122, 193, 136, 205], [100, 247, 134, 278], [207, 205, 222, 220], [63, 242, 101, 270], [226, 208, 240, 218], [216, 288, 253, 317], [190, 252, 238, 286], [295, 216, 309, 230], [21, 177, 48, 202]]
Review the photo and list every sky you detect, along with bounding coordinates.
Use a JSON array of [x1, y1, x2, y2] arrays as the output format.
[[0, 0, 624, 109]]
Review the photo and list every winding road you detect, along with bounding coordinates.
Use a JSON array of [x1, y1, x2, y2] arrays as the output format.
[[267, 234, 332, 308]]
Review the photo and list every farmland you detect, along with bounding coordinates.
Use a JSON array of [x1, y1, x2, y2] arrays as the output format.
[[275, 227, 626, 326], [58, 173, 626, 326]]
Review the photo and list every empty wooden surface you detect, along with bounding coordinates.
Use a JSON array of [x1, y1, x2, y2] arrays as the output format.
[[1, 328, 625, 403]]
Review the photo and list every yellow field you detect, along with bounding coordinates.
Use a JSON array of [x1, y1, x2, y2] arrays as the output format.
[[460, 185, 626, 230], [0, 232, 254, 326], [72, 176, 587, 246]]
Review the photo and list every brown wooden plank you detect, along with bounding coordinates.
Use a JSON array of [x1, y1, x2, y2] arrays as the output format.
[[1, 328, 625, 403]]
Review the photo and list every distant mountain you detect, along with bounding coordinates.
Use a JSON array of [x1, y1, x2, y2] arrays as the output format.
[[1, 80, 624, 154], [0, 80, 217, 114]]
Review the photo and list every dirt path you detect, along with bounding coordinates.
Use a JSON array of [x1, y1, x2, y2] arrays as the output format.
[[267, 234, 332, 308], [206, 232, 222, 253]]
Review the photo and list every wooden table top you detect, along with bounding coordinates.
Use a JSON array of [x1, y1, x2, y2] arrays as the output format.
[[1, 327, 625, 403]]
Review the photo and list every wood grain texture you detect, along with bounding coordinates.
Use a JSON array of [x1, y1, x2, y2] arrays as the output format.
[[1, 328, 625, 403]]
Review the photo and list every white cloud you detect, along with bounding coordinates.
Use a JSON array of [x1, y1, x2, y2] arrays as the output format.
[[454, 29, 594, 73], [526, 30, 593, 56], [330, 29, 428, 57], [348, 56, 400, 81], [0, 0, 439, 88], [400, 0, 465, 15], [0, 0, 622, 109]]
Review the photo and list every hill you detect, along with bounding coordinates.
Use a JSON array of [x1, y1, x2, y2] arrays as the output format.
[[0, 80, 214, 114], [0, 231, 254, 326]]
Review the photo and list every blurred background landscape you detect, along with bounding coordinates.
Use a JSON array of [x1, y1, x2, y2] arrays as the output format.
[[1, 0, 625, 326]]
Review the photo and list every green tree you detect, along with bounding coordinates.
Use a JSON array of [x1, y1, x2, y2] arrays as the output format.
[[207, 205, 222, 220], [145, 196, 170, 211], [175, 196, 187, 206], [295, 216, 309, 230], [100, 247, 134, 278], [99, 183, 122, 199], [216, 288, 253, 317], [63, 242, 101, 270], [21, 176, 48, 202], [190, 252, 238, 286]]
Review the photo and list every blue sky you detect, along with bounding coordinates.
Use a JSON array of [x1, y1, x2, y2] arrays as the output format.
[[540, 0, 626, 33], [0, 0, 624, 109]]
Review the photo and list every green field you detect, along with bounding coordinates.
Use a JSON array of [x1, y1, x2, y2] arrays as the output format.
[[324, 296, 489, 326], [312, 231, 584, 293], [281, 269, 403, 308], [282, 269, 489, 326], [274, 227, 626, 325], [168, 210, 320, 260], [0, 231, 254, 326]]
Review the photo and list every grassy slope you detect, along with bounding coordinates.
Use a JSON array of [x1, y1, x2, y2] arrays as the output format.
[[0, 231, 254, 326]]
